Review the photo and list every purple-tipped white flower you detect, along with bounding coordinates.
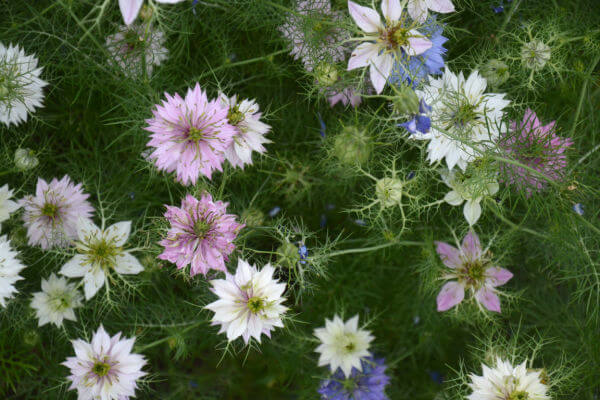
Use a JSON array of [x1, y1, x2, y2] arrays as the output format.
[[158, 193, 244, 277], [314, 315, 374, 377], [30, 273, 83, 327], [435, 231, 512, 313], [63, 325, 147, 400], [0, 42, 48, 126], [0, 235, 26, 308], [0, 184, 20, 225], [218, 93, 272, 169], [19, 176, 94, 249], [205, 259, 288, 344], [59, 219, 144, 300], [145, 83, 236, 185]]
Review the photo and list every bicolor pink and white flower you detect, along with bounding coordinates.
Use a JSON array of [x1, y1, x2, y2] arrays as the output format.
[[145, 83, 236, 185], [19, 176, 94, 249], [0, 184, 20, 225], [158, 193, 244, 277], [407, 0, 455, 23], [500, 109, 573, 196], [435, 231, 512, 313], [205, 259, 288, 344], [63, 325, 147, 400], [218, 93, 272, 169], [347, 0, 433, 94], [119, 0, 185, 26]]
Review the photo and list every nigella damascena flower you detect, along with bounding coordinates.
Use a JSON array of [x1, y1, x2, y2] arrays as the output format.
[[63, 325, 147, 400], [218, 92, 272, 168], [0, 42, 48, 126], [435, 231, 512, 313], [279, 0, 348, 71], [389, 17, 448, 88], [0, 235, 27, 308], [0, 184, 20, 225], [145, 83, 236, 185], [467, 357, 549, 400], [30, 273, 83, 327], [158, 193, 244, 277], [105, 23, 168, 78], [19, 176, 94, 249], [318, 356, 391, 400], [314, 315, 374, 377], [144, 84, 236, 185], [499, 109, 573, 196], [347, 0, 433, 94], [205, 259, 288, 344]]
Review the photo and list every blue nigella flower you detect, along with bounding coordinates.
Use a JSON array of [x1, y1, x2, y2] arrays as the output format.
[[398, 99, 432, 135], [389, 18, 448, 88], [318, 356, 391, 400], [298, 244, 308, 264], [492, 5, 504, 13], [573, 203, 584, 216]]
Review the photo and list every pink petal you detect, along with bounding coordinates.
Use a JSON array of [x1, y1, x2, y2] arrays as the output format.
[[436, 281, 464, 311], [475, 287, 501, 312], [369, 53, 393, 94], [485, 267, 513, 287], [348, 1, 381, 33], [405, 34, 432, 56], [407, 0, 428, 23], [435, 241, 461, 269], [427, 0, 455, 13], [461, 231, 481, 260], [381, 0, 402, 21], [119, 0, 143, 25], [347, 43, 379, 71]]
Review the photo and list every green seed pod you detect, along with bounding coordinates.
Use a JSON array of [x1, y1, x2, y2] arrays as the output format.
[[333, 126, 372, 166], [481, 59, 510, 87], [315, 62, 339, 87], [23, 330, 39, 347], [276, 241, 300, 269], [14, 148, 39, 171], [241, 208, 265, 228], [392, 85, 419, 115]]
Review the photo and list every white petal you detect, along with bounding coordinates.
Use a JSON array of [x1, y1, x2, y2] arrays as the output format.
[[59, 255, 87, 278], [369, 53, 393, 94], [104, 221, 131, 247], [347, 43, 379, 71], [114, 252, 144, 275], [381, 0, 402, 21], [463, 200, 481, 226], [444, 190, 464, 206], [118, 0, 143, 26], [83, 269, 105, 300], [427, 0, 455, 13], [348, 1, 381, 33]]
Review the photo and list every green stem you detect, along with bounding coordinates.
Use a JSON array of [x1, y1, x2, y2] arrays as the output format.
[[498, 0, 522, 35], [193, 49, 288, 80], [137, 321, 203, 352], [569, 54, 600, 139], [328, 240, 423, 257]]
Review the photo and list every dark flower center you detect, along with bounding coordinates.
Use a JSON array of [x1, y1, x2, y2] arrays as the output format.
[[227, 105, 244, 126], [193, 219, 212, 239], [450, 103, 478, 128], [92, 361, 111, 377], [187, 126, 206, 141], [41, 202, 59, 218], [247, 296, 264, 313], [381, 22, 411, 50], [344, 341, 356, 352], [124, 30, 145, 52], [464, 260, 485, 285]]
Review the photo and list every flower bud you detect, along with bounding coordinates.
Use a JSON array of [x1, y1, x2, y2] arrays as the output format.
[[276, 241, 300, 269], [14, 148, 39, 171], [375, 177, 404, 208], [315, 62, 339, 87], [241, 208, 265, 228], [481, 59, 510, 87], [392, 85, 419, 115]]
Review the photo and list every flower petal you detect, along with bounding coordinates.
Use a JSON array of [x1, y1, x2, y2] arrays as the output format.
[[428, 0, 455, 13], [461, 231, 481, 260], [347, 43, 379, 71], [348, 1, 381, 33], [436, 281, 464, 311], [404, 34, 433, 56], [485, 267, 513, 287], [83, 268, 105, 300], [475, 287, 501, 312], [369, 53, 393, 94], [114, 253, 144, 275], [105, 221, 131, 247], [118, 0, 143, 26], [463, 200, 481, 226], [59, 255, 87, 278], [444, 190, 464, 206], [381, 0, 402, 21], [435, 241, 461, 269]]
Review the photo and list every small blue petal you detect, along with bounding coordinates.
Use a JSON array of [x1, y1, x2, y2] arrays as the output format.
[[573, 203, 584, 216], [399, 118, 417, 134], [492, 5, 504, 13], [317, 112, 326, 138], [268, 206, 281, 217], [407, 171, 416, 180], [415, 115, 431, 133], [419, 99, 432, 114]]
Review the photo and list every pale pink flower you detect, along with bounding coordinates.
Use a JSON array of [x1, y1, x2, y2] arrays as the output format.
[[407, 0, 455, 24], [145, 83, 236, 185], [327, 86, 362, 108], [435, 231, 512, 313], [347, 0, 433, 93], [19, 176, 94, 249], [158, 193, 244, 277], [63, 325, 147, 400]]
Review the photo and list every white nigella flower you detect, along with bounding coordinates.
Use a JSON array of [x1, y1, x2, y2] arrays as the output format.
[[0, 235, 26, 307], [59, 218, 144, 300], [63, 325, 147, 400], [441, 169, 499, 226], [314, 314, 374, 377], [468, 357, 550, 400], [407, 0, 455, 23], [0, 42, 48, 126], [119, 0, 186, 26], [205, 259, 288, 344], [414, 68, 510, 171], [521, 40, 551, 70], [30, 273, 83, 327], [106, 23, 168, 78], [218, 93, 272, 169], [347, 0, 433, 94], [0, 184, 20, 225]]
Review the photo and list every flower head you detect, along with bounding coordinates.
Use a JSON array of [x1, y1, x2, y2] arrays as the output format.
[[441, 169, 499, 226], [435, 231, 512, 312], [520, 40, 551, 70], [318, 356, 391, 400], [205, 259, 288, 344], [0, 42, 47, 126], [30, 273, 83, 327], [145, 83, 236, 185], [218, 93, 272, 168], [106, 23, 168, 78], [347, 0, 433, 93], [0, 184, 20, 225], [406, 0, 455, 23], [0, 235, 26, 308], [63, 325, 147, 400], [500, 109, 573, 196], [59, 219, 143, 300], [279, 0, 348, 71], [158, 193, 244, 277], [414, 68, 510, 171], [467, 357, 549, 400], [314, 315, 374, 377], [19, 176, 94, 249]]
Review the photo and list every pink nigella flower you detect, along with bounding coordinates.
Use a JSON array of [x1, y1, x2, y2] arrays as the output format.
[[500, 109, 573, 196], [327, 86, 362, 108], [145, 83, 236, 185], [19, 176, 94, 249], [435, 231, 512, 313], [158, 193, 244, 277]]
